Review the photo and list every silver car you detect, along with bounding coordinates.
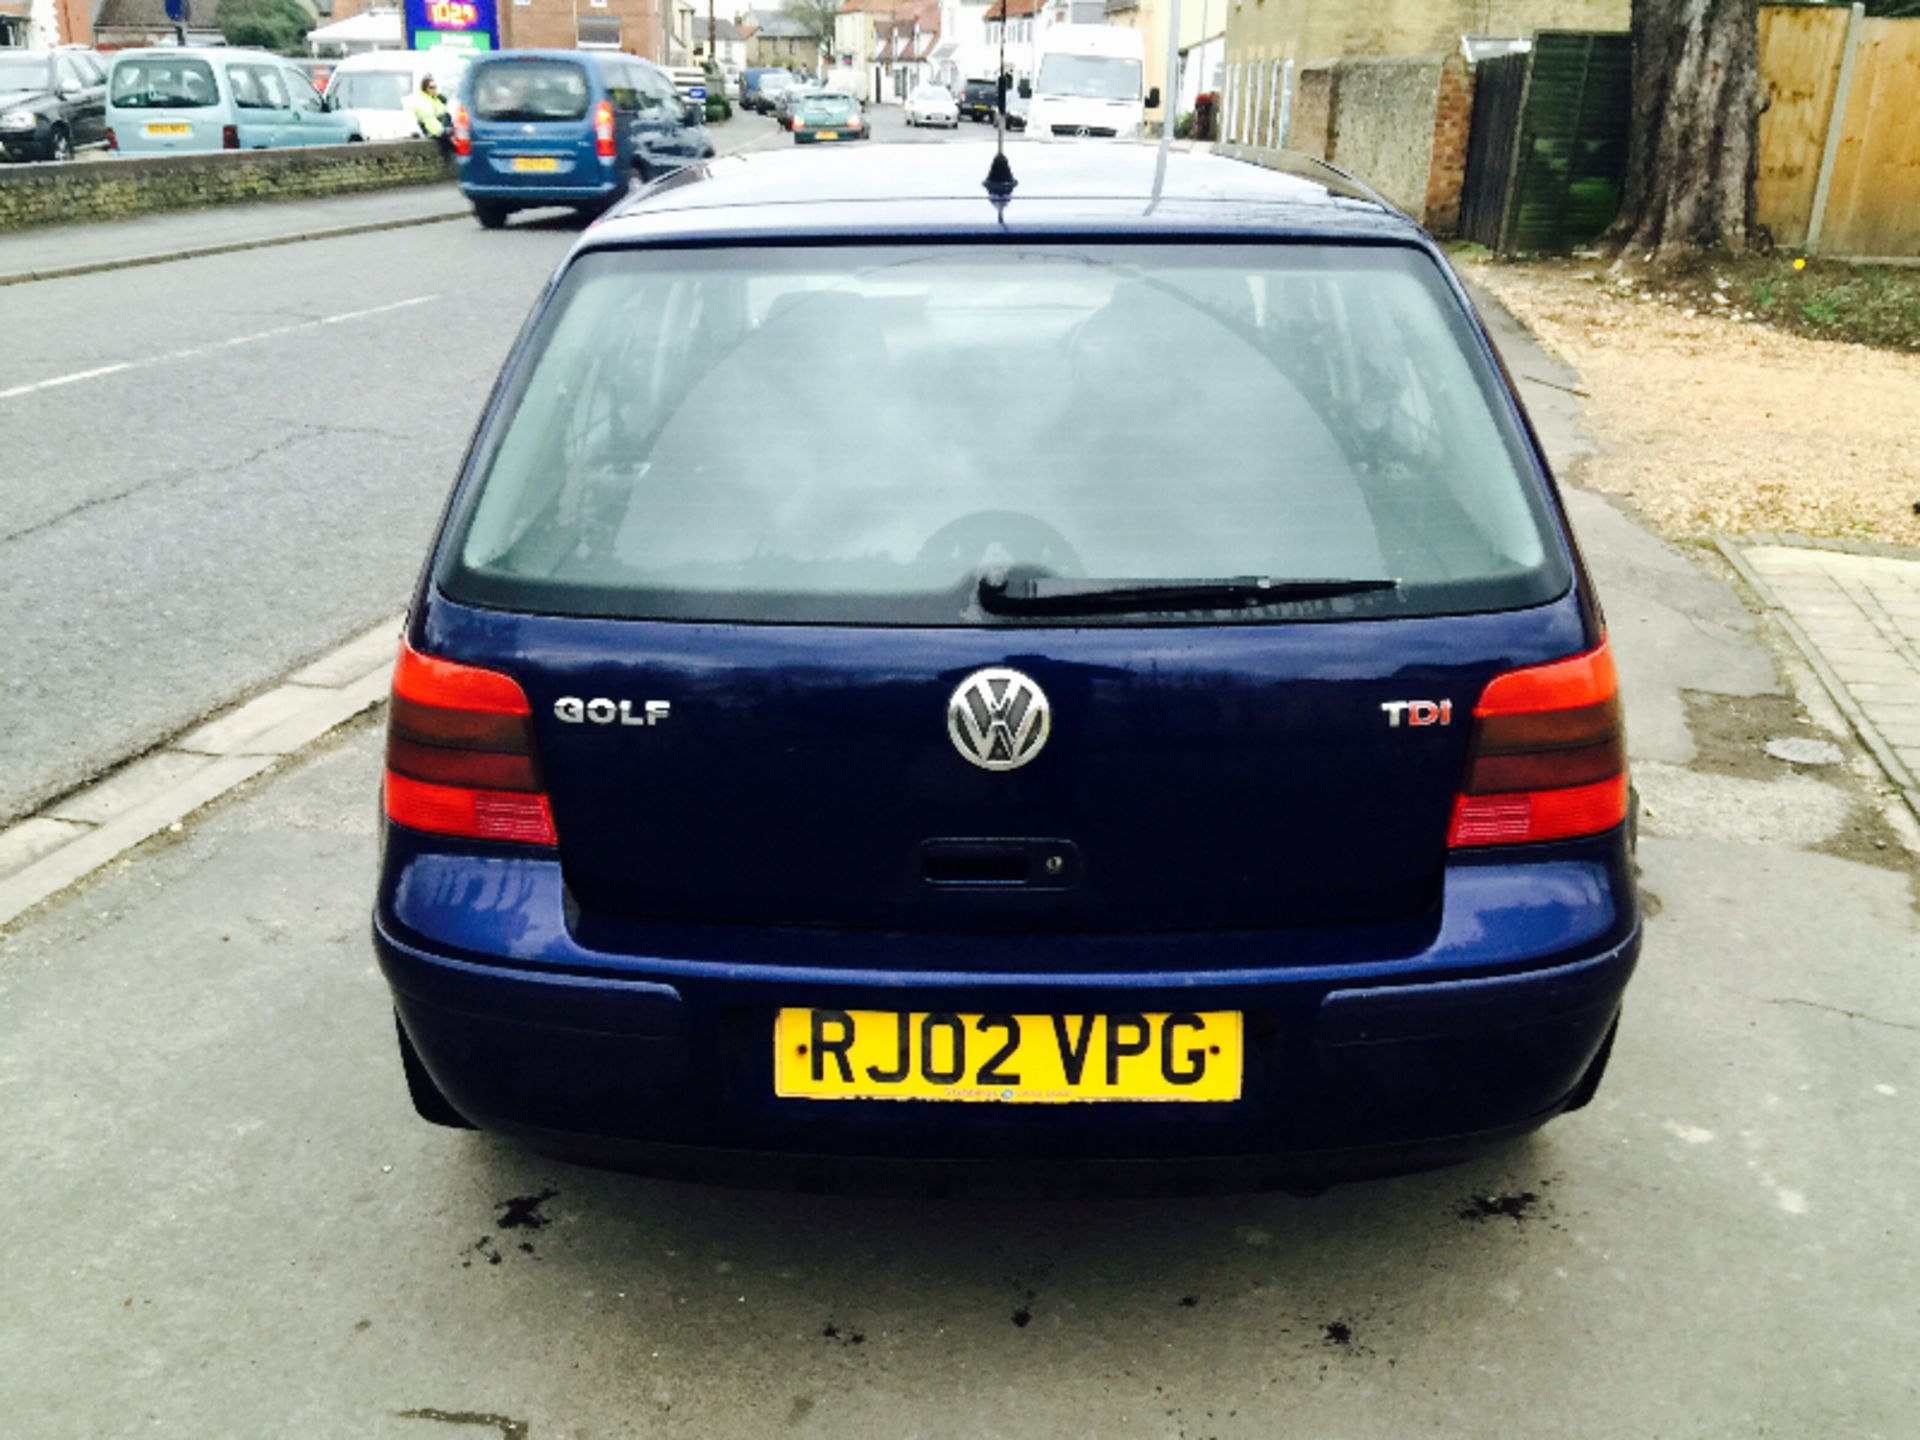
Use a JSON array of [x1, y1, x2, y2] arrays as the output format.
[[773, 82, 823, 127]]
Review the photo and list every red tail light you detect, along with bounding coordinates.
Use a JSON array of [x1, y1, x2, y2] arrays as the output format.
[[1448, 639, 1627, 848], [106, 126, 118, 151], [383, 642, 557, 847], [594, 99, 615, 158], [452, 101, 471, 156], [791, 116, 803, 131], [222, 124, 239, 150]]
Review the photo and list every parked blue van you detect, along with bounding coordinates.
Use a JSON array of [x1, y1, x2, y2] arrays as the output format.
[[375, 143, 1641, 1190], [455, 50, 713, 228]]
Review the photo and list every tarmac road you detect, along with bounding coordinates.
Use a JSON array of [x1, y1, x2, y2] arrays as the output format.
[[0, 106, 960, 824]]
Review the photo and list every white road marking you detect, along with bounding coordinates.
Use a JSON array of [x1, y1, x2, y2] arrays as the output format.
[[0, 295, 440, 402]]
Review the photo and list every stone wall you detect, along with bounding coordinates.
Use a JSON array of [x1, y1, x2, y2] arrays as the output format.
[[1218, 53, 1473, 236], [0, 142, 454, 233], [1325, 56, 1449, 217]]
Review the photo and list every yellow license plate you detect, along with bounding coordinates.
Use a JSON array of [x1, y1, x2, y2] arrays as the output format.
[[774, 1009, 1242, 1103], [511, 156, 561, 172], [145, 123, 191, 137], [815, 130, 837, 140]]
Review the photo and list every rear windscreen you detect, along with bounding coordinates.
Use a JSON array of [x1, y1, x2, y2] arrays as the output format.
[[0, 55, 54, 91], [443, 244, 1570, 625], [332, 71, 412, 110], [109, 58, 218, 109], [469, 60, 589, 122]]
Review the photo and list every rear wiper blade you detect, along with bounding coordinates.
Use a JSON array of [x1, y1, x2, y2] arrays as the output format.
[[976, 575, 1399, 617]]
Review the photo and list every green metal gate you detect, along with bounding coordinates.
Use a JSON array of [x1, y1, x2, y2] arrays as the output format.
[[1461, 31, 1633, 255]]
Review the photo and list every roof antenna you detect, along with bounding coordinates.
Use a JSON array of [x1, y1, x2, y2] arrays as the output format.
[[984, 0, 1016, 207], [1149, 0, 1183, 208]]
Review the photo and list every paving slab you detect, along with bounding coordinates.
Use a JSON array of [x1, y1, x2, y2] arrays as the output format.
[[1724, 541, 1920, 807], [0, 817, 89, 880]]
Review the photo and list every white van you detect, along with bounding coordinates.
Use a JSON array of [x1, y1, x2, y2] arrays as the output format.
[[1026, 24, 1157, 142], [323, 51, 469, 142]]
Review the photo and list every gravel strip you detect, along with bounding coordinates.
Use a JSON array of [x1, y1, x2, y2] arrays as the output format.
[[1465, 262, 1920, 549]]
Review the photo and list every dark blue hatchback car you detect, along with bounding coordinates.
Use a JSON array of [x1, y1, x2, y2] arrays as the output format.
[[374, 142, 1640, 1188]]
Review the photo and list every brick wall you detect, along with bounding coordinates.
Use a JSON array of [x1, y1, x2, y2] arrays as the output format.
[[0, 142, 454, 234], [1423, 52, 1474, 239], [502, 0, 667, 60], [1287, 66, 1334, 160]]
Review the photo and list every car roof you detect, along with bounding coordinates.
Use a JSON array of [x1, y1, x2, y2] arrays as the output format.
[[110, 46, 285, 60], [582, 142, 1417, 251], [474, 48, 659, 71]]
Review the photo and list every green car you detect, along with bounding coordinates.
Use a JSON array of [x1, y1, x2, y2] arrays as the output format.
[[791, 92, 866, 144]]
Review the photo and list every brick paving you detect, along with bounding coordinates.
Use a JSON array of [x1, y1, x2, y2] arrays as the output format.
[[1724, 540, 1920, 812]]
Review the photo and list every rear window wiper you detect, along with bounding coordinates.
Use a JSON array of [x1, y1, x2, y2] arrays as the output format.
[[977, 575, 1400, 617]]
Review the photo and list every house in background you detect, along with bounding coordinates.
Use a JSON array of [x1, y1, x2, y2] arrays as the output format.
[[873, 0, 937, 98], [10, 0, 92, 47], [1106, 0, 1221, 133], [829, 0, 883, 101], [92, 0, 228, 48], [928, 0, 993, 91], [741, 8, 819, 72], [498, 0, 669, 60], [692, 13, 747, 72]]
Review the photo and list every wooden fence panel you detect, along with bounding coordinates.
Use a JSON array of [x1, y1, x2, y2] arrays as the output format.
[[1459, 52, 1527, 249], [1756, 2, 1852, 249], [1820, 17, 1920, 257]]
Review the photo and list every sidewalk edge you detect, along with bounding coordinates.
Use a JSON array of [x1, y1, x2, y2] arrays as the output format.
[[0, 614, 404, 932], [0, 209, 468, 288], [1715, 537, 1920, 819]]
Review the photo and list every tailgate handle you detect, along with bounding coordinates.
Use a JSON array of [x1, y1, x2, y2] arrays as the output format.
[[920, 839, 1078, 889]]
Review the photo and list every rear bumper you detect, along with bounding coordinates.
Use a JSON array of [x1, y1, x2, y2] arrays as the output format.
[[459, 168, 621, 206], [374, 834, 1640, 1177]]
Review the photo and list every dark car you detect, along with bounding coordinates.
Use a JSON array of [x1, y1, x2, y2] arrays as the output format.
[[959, 76, 999, 122], [791, 91, 866, 143], [0, 48, 107, 162], [374, 142, 1639, 1190], [741, 67, 791, 113]]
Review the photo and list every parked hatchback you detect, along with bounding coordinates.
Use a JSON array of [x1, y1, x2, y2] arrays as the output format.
[[455, 50, 713, 228], [959, 76, 999, 121], [374, 143, 1640, 1189], [106, 48, 361, 154], [0, 48, 108, 162], [791, 91, 865, 142]]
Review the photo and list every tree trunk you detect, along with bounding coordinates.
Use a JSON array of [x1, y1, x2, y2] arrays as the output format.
[[1610, 0, 1763, 256]]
